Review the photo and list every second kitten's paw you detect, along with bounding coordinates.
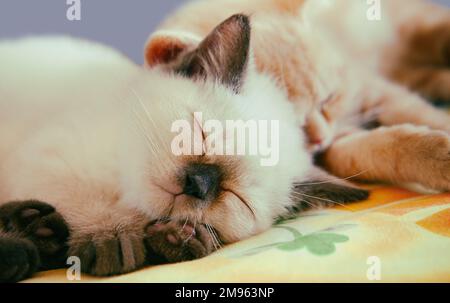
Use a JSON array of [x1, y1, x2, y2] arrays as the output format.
[[416, 132, 450, 191], [144, 220, 216, 264], [67, 232, 147, 276], [0, 238, 40, 283], [429, 134, 450, 191], [0, 200, 69, 269]]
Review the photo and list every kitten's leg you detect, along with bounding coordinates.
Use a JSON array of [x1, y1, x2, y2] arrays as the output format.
[[389, 67, 450, 103], [0, 200, 69, 271], [65, 204, 149, 276], [0, 200, 150, 276], [319, 125, 450, 191], [0, 146, 149, 276], [144, 220, 215, 264], [361, 79, 450, 133], [386, 20, 450, 102]]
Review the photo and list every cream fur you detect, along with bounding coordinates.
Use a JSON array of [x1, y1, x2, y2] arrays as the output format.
[[0, 36, 310, 274], [147, 0, 450, 191]]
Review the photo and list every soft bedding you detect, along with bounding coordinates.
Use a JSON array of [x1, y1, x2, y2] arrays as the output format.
[[26, 186, 450, 283]]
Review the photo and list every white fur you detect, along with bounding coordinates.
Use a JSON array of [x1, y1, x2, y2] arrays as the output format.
[[0, 36, 310, 244]]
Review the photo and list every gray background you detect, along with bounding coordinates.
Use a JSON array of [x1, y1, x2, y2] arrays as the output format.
[[0, 0, 449, 64]]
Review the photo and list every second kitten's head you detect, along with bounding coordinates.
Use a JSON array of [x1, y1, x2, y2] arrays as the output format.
[[118, 15, 310, 244]]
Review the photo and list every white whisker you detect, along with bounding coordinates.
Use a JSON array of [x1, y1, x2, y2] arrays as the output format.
[[297, 169, 371, 186], [206, 224, 221, 250], [291, 191, 355, 211]]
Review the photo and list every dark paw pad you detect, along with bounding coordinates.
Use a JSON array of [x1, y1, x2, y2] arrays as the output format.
[[0, 238, 39, 282], [144, 220, 216, 264], [0, 200, 69, 269]]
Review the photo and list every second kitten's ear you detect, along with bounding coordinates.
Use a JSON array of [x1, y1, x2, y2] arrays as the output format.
[[146, 14, 251, 93]]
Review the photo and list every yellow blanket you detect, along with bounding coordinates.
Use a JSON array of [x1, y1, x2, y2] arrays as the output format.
[[26, 186, 450, 283]]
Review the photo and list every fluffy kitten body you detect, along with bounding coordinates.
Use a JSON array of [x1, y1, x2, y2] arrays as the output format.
[[146, 0, 450, 190], [0, 33, 326, 278]]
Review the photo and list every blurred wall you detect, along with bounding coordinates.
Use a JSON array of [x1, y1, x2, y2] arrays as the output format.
[[0, 0, 449, 64]]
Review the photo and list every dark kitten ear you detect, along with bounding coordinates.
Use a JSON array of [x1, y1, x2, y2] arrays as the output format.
[[289, 168, 370, 212], [176, 14, 251, 93]]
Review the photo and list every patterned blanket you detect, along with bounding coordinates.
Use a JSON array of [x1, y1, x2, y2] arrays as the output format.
[[26, 186, 450, 282]]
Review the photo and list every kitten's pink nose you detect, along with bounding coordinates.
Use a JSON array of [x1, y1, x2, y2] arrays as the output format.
[[183, 163, 222, 201]]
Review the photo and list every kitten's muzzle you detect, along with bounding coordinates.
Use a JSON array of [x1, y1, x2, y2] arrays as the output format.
[[183, 163, 222, 201]]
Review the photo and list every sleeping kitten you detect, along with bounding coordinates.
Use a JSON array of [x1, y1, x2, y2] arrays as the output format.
[[145, 0, 450, 191], [0, 28, 366, 280]]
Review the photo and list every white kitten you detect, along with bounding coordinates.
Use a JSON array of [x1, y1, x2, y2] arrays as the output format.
[[0, 16, 367, 277]]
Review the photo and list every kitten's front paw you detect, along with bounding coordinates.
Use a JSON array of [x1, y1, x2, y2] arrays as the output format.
[[0, 200, 69, 269], [416, 132, 450, 191], [68, 232, 146, 276], [144, 220, 216, 264], [0, 238, 39, 282], [406, 129, 450, 191]]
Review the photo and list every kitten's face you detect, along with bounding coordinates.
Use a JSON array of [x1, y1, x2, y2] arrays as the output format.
[[277, 24, 347, 152], [119, 15, 310, 244], [247, 5, 358, 152]]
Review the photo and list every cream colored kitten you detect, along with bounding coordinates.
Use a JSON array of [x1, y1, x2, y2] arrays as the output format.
[[0, 32, 367, 278], [145, 0, 450, 191]]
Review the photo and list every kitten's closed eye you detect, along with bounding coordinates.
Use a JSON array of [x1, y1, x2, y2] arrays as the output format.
[[305, 110, 334, 150], [320, 93, 335, 107], [319, 93, 336, 122]]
